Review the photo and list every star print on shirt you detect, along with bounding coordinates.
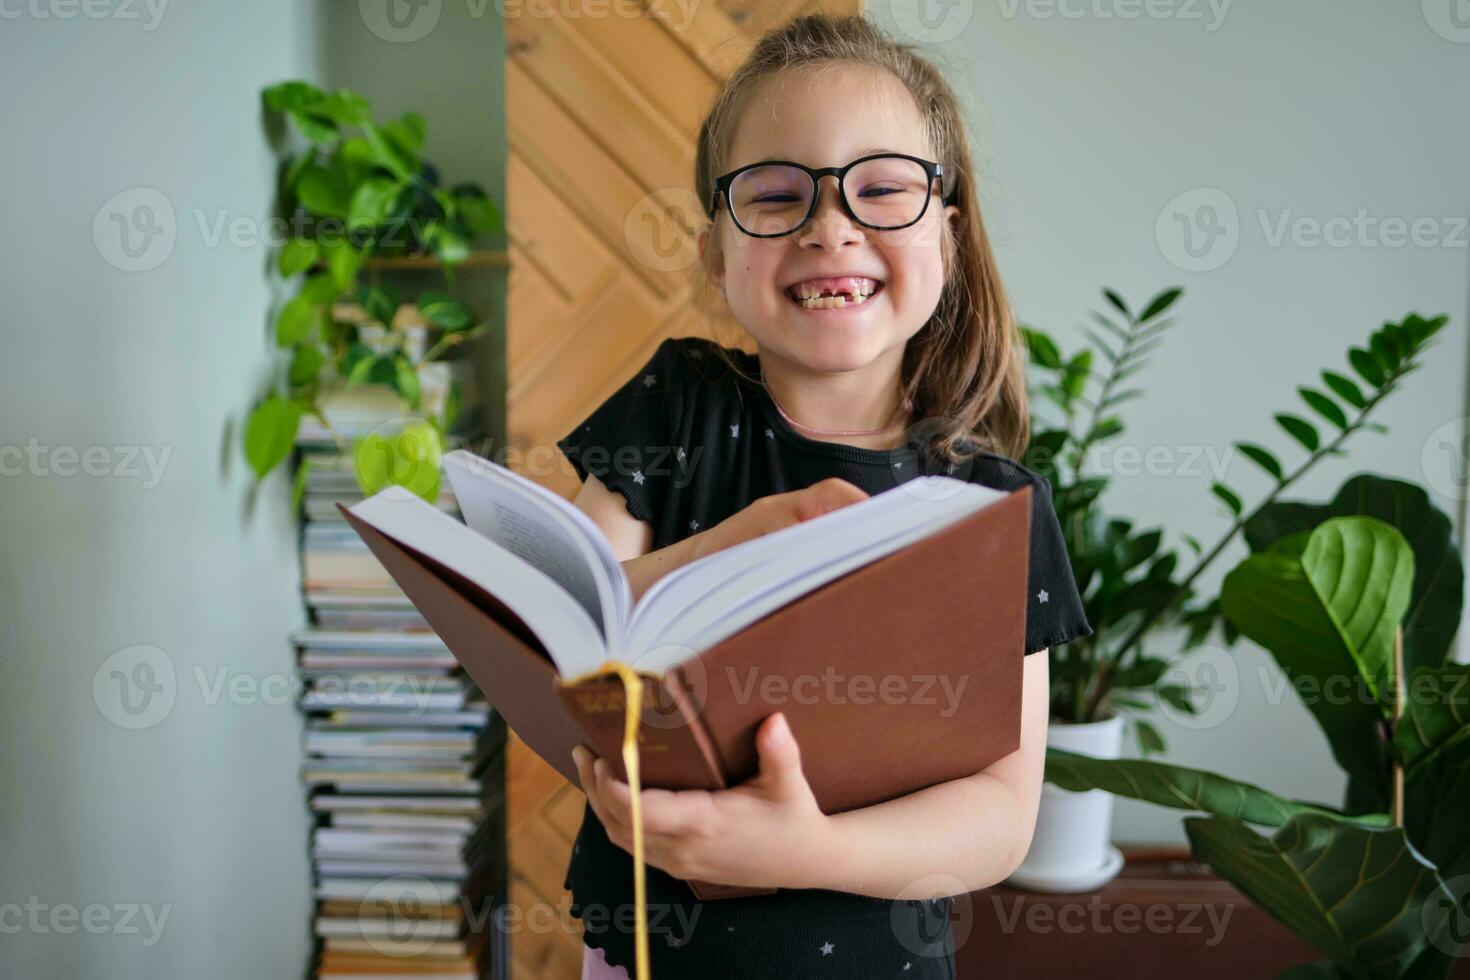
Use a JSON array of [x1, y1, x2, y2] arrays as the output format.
[[689, 519, 699, 531], [765, 427, 774, 439], [632, 470, 645, 485], [820, 942, 835, 956], [675, 447, 686, 462], [1037, 589, 1049, 603], [642, 373, 657, 387], [729, 423, 740, 438]]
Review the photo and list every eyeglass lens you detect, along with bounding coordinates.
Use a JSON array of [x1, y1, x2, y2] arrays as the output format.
[[727, 156, 931, 236]]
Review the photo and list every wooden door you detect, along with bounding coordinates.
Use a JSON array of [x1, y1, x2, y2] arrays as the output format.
[[503, 1, 861, 975]]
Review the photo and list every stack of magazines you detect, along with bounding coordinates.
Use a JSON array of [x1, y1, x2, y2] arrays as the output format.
[[295, 442, 504, 979]]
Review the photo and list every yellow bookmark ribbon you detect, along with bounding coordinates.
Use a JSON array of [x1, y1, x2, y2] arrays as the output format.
[[564, 661, 651, 980]]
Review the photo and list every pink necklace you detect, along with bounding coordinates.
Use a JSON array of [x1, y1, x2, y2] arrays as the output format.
[[762, 380, 913, 437]]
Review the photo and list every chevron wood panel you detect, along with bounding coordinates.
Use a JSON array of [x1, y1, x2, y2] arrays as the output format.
[[504, 2, 861, 975]]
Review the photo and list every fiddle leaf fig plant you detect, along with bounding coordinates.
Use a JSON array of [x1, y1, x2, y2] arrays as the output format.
[[1024, 297, 1449, 757], [243, 81, 502, 502], [1043, 485, 1468, 979]]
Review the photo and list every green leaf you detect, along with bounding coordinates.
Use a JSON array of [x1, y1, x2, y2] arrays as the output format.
[[1023, 328, 1064, 370], [394, 358, 421, 410], [300, 272, 342, 304], [243, 394, 302, 479], [1184, 813, 1453, 977], [1135, 719, 1165, 755], [275, 295, 318, 347], [1157, 685, 1194, 714], [291, 455, 313, 512], [356, 283, 400, 329], [1103, 288, 1130, 319], [1220, 516, 1414, 791], [360, 121, 415, 181], [297, 163, 352, 219], [288, 112, 338, 145], [1299, 387, 1348, 430], [383, 112, 427, 157], [429, 222, 470, 265], [1211, 481, 1243, 517], [348, 176, 403, 230], [1044, 749, 1373, 827], [1236, 441, 1284, 482], [1348, 346, 1385, 388], [452, 185, 501, 234], [287, 344, 324, 388], [1321, 370, 1366, 409], [1394, 663, 1470, 880], [417, 291, 474, 332], [278, 238, 319, 278], [354, 420, 444, 503], [321, 240, 363, 291], [1242, 474, 1465, 681], [262, 80, 325, 114], [1137, 287, 1183, 323], [314, 89, 372, 126], [1112, 655, 1168, 688], [1080, 327, 1119, 363], [1275, 413, 1321, 452]]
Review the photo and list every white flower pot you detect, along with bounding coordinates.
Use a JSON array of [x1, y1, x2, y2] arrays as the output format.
[[1005, 713, 1126, 893]]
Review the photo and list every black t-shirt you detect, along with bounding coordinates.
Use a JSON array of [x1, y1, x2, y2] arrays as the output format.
[[554, 336, 1092, 979]]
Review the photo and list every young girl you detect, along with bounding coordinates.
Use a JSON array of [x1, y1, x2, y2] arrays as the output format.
[[555, 13, 1091, 979]]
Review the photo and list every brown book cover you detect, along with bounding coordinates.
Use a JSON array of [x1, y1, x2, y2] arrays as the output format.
[[337, 481, 1030, 900]]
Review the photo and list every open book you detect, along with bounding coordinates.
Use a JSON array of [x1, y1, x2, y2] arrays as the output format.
[[340, 449, 1034, 898], [349, 450, 1013, 679]]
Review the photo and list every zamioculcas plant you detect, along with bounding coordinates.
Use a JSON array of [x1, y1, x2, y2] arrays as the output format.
[[1044, 474, 1467, 979], [1025, 306, 1450, 756]]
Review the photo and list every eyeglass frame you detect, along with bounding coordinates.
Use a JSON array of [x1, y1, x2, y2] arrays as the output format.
[[707, 152, 956, 238]]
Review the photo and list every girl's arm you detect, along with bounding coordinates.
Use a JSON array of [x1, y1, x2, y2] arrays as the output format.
[[574, 647, 1051, 899]]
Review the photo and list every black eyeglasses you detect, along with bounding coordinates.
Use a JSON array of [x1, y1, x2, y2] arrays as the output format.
[[708, 152, 955, 238]]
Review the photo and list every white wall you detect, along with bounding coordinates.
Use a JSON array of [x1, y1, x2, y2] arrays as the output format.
[[0, 4, 325, 975], [874, 0, 1470, 842]]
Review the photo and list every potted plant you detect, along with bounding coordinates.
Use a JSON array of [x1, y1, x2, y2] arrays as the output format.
[[1009, 296, 1449, 891], [1043, 470, 1467, 977], [243, 81, 501, 502]]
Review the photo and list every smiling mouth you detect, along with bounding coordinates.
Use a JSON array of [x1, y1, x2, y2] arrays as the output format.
[[783, 277, 885, 310]]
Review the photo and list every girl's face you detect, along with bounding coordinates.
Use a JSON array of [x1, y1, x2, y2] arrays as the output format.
[[700, 65, 959, 376]]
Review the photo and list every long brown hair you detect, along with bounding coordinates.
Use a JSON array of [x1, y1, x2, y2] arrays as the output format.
[[691, 12, 1029, 463]]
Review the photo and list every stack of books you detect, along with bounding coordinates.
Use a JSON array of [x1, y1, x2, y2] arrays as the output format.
[[294, 438, 504, 979]]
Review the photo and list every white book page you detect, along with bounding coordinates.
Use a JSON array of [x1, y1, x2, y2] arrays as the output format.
[[624, 477, 1002, 670], [349, 491, 608, 678], [667, 485, 1006, 657], [443, 450, 630, 641]]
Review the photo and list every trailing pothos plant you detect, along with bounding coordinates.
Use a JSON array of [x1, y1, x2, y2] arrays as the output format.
[[242, 81, 501, 503], [1023, 293, 1448, 755], [1045, 474, 1467, 978]]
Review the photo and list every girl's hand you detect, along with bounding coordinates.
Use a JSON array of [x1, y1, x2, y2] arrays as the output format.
[[691, 478, 869, 561], [571, 712, 834, 891]]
